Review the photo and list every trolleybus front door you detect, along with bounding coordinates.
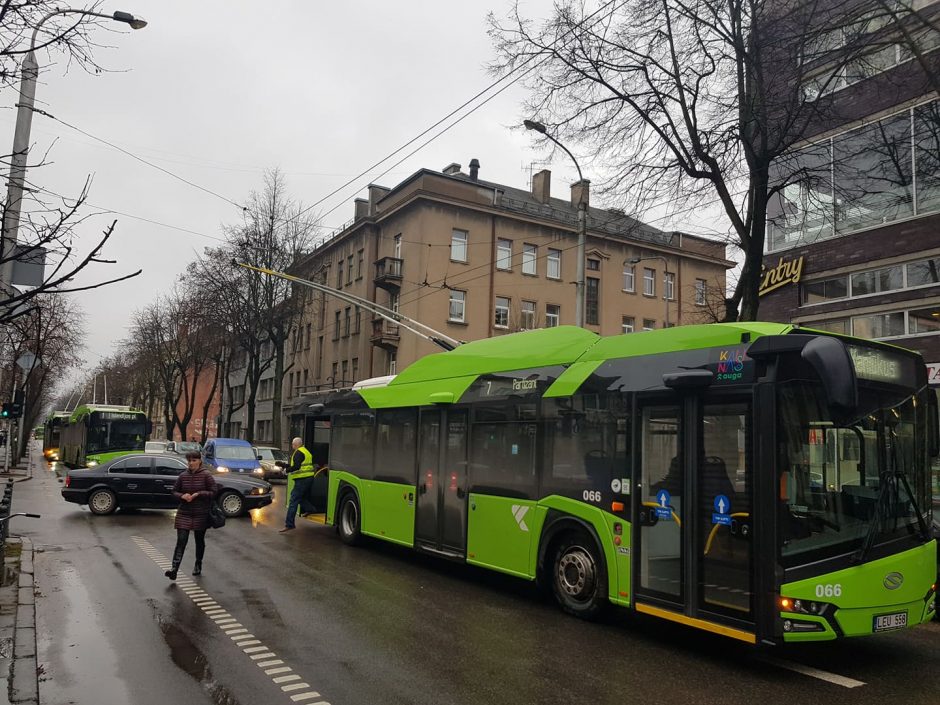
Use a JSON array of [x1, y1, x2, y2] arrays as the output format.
[[415, 409, 468, 557], [634, 395, 754, 636]]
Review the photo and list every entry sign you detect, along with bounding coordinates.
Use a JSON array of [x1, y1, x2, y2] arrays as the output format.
[[654, 489, 673, 520], [712, 494, 732, 526]]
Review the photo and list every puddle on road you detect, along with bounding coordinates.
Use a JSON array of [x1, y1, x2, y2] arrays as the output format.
[[153, 606, 242, 705]]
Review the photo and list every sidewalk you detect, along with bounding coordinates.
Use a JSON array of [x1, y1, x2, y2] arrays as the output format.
[[0, 446, 37, 705]]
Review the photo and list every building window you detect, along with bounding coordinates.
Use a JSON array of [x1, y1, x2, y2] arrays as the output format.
[[522, 244, 537, 275], [851, 265, 902, 296], [643, 319, 656, 331], [586, 258, 600, 271], [451, 229, 468, 262], [804, 318, 850, 335], [347, 255, 354, 285], [354, 306, 361, 334], [352, 358, 359, 381], [287, 373, 293, 399], [357, 249, 364, 280], [546, 304, 560, 328], [387, 351, 397, 376], [852, 312, 905, 338], [316, 336, 323, 378], [303, 369, 309, 392], [665, 272, 675, 300], [622, 316, 634, 333], [341, 360, 348, 385], [586, 277, 599, 325], [343, 307, 351, 337], [496, 239, 512, 270], [332, 311, 340, 341], [643, 268, 656, 296], [521, 300, 536, 329], [394, 234, 402, 258], [390, 292, 400, 314], [336, 258, 344, 288], [547, 249, 561, 279], [494, 296, 510, 328], [449, 290, 466, 323], [305, 323, 311, 349], [623, 264, 635, 292], [318, 272, 327, 328], [331, 362, 338, 385], [695, 279, 707, 305]]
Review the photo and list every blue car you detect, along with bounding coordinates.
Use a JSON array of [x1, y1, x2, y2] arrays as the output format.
[[203, 438, 264, 477]]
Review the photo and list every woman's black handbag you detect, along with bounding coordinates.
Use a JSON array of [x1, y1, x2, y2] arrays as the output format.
[[208, 502, 226, 529]]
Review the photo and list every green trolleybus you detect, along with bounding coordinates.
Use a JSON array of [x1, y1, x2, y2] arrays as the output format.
[[59, 404, 150, 468], [42, 411, 70, 461], [312, 323, 938, 645]]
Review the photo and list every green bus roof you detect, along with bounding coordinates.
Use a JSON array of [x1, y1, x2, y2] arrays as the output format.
[[358, 323, 798, 409], [69, 404, 146, 423]]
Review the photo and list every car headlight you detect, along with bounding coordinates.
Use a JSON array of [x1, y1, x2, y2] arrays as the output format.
[[86, 460, 98, 467], [253, 468, 263, 474], [216, 466, 229, 473], [251, 487, 266, 495]]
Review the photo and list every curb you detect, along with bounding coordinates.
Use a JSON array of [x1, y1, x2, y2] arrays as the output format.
[[1, 537, 37, 705]]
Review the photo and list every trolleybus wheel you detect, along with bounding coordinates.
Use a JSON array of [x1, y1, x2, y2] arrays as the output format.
[[337, 492, 361, 546], [551, 531, 607, 619], [88, 488, 117, 515]]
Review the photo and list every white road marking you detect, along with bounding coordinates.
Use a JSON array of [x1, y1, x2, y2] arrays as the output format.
[[133, 536, 329, 703], [762, 657, 866, 688]]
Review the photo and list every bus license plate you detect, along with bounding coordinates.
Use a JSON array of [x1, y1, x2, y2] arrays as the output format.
[[873, 612, 907, 632]]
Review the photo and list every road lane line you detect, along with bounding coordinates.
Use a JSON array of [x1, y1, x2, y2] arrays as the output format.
[[132, 536, 331, 703], [762, 657, 866, 688]]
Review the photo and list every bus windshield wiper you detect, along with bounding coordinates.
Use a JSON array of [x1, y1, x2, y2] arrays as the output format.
[[852, 472, 890, 565]]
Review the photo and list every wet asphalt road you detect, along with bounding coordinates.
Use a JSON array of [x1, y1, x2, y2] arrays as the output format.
[[8, 450, 940, 705]]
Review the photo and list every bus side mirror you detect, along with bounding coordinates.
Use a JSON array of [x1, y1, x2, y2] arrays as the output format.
[[928, 391, 940, 458], [801, 336, 857, 418]]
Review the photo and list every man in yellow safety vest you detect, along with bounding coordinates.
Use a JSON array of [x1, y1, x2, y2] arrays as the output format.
[[278, 437, 316, 533]]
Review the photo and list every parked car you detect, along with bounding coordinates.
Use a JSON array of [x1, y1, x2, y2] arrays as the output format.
[[202, 438, 264, 477], [144, 440, 169, 454], [166, 440, 203, 455], [61, 453, 273, 517], [254, 446, 289, 481]]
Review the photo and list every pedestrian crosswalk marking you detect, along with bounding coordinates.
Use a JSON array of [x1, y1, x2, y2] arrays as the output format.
[[132, 535, 330, 704]]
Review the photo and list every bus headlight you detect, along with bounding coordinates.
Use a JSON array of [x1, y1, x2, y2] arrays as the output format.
[[780, 596, 832, 616]]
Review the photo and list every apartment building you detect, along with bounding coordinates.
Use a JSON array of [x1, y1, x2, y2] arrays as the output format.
[[280, 158, 733, 438], [758, 0, 940, 386]]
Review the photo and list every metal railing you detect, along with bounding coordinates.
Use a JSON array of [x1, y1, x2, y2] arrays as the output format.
[[0, 479, 39, 566]]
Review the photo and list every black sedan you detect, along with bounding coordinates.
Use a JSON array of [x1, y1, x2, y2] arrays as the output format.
[[61, 453, 273, 518]]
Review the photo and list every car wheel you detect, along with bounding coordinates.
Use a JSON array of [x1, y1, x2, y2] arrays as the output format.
[[88, 489, 117, 515], [337, 492, 361, 546], [551, 531, 607, 619], [218, 491, 244, 517]]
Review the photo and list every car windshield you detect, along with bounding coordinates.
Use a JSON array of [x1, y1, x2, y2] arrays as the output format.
[[216, 445, 257, 461], [256, 448, 288, 461], [777, 381, 928, 566], [87, 420, 147, 453]]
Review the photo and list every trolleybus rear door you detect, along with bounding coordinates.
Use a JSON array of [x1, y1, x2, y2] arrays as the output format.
[[415, 409, 468, 557], [634, 395, 755, 635]]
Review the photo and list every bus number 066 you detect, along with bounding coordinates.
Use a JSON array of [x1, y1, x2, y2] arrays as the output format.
[[815, 583, 842, 598], [582, 490, 602, 502]]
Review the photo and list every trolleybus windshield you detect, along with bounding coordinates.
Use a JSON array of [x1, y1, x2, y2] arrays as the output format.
[[777, 380, 928, 566], [86, 414, 147, 453]]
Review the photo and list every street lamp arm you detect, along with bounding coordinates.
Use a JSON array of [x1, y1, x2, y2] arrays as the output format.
[[30, 8, 147, 48]]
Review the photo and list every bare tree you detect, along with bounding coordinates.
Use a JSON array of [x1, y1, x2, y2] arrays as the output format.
[[489, 0, 940, 321]]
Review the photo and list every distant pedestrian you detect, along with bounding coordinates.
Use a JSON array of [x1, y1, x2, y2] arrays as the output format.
[[166, 451, 217, 580], [279, 437, 316, 533]]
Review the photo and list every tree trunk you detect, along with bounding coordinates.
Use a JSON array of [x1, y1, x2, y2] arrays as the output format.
[[272, 337, 285, 448]]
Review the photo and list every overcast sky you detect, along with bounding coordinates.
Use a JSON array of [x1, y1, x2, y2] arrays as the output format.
[[2, 0, 714, 389]]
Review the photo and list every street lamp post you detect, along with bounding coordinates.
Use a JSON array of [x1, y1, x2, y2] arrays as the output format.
[[629, 255, 672, 328], [0, 8, 147, 297], [524, 119, 587, 328]]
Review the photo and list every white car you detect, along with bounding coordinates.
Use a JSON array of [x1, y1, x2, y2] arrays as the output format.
[[144, 440, 169, 454]]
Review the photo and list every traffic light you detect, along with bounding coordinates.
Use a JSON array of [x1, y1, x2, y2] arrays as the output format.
[[10, 390, 23, 419], [0, 403, 11, 419]]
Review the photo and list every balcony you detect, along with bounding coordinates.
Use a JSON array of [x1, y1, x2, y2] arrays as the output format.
[[374, 257, 403, 292], [370, 317, 400, 350]]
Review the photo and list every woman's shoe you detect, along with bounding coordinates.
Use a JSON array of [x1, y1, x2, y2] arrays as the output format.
[[164, 568, 178, 581], [192, 561, 202, 576]]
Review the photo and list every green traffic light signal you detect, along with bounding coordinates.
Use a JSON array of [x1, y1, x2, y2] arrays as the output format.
[[0, 403, 10, 418]]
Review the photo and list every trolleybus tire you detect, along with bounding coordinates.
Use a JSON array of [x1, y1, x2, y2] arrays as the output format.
[[337, 492, 362, 546], [551, 531, 607, 619], [218, 490, 244, 517], [88, 488, 117, 515]]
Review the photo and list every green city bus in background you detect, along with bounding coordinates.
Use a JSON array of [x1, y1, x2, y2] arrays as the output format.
[[307, 323, 937, 645], [59, 404, 150, 468], [42, 410, 71, 461]]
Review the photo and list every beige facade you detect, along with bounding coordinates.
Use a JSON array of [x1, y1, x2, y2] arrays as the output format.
[[281, 160, 733, 424]]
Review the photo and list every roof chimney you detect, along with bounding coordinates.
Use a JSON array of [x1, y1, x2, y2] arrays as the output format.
[[442, 162, 462, 175], [532, 169, 551, 204], [469, 158, 480, 181], [571, 179, 591, 208]]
